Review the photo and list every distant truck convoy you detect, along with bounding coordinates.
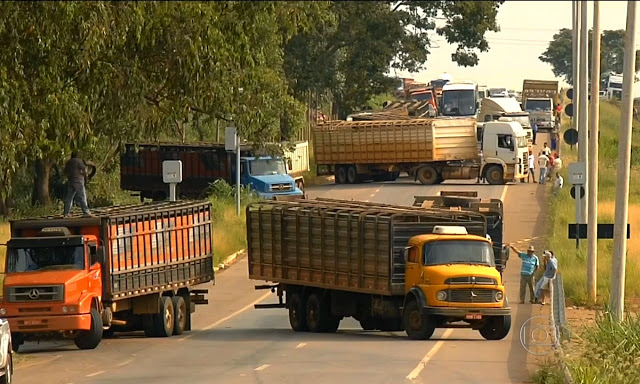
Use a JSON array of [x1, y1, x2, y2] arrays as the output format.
[[247, 198, 512, 340], [120, 141, 308, 201], [521, 80, 559, 130], [313, 118, 529, 185], [1, 201, 214, 351]]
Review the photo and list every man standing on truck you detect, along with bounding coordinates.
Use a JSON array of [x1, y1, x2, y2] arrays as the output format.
[[531, 120, 538, 145], [63, 152, 93, 217], [509, 244, 539, 304]]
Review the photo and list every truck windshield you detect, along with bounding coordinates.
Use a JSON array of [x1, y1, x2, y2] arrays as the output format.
[[423, 240, 494, 266], [249, 159, 287, 176], [441, 90, 476, 116], [411, 92, 433, 103], [525, 100, 552, 111], [7, 245, 85, 272]]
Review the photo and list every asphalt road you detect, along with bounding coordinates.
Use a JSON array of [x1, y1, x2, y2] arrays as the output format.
[[15, 139, 552, 383]]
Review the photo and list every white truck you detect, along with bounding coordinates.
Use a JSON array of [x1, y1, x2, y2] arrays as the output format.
[[477, 97, 534, 145], [521, 80, 559, 130], [440, 81, 479, 118], [282, 141, 311, 191]]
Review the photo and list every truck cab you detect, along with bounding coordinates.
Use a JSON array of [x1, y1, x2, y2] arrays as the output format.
[[481, 120, 530, 183], [441, 82, 479, 118], [2, 227, 104, 351], [403, 225, 511, 340], [477, 97, 534, 146], [523, 97, 554, 130], [238, 156, 304, 199]]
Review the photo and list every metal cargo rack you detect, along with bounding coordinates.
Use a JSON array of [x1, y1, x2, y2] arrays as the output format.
[[246, 198, 488, 296]]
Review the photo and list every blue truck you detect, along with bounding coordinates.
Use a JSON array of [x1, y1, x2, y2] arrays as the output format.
[[120, 142, 304, 201]]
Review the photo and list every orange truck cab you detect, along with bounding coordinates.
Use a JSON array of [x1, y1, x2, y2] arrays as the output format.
[[1, 201, 214, 351]]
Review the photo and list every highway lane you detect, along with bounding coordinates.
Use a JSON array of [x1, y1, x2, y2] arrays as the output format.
[[15, 161, 550, 383]]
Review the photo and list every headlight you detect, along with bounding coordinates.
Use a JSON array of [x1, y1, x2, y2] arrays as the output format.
[[0, 308, 5, 315], [62, 306, 68, 313], [436, 291, 448, 301], [62, 306, 77, 313], [495, 291, 504, 302]]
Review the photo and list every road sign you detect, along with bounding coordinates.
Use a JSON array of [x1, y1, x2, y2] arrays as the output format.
[[566, 88, 574, 100], [225, 126, 237, 151], [570, 185, 585, 199], [563, 129, 578, 145], [568, 224, 631, 239], [568, 162, 586, 185], [564, 103, 574, 117]]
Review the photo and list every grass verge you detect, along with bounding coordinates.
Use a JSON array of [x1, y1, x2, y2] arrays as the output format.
[[545, 101, 640, 305], [533, 312, 640, 384]]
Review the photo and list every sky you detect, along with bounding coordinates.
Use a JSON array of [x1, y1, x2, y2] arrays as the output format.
[[392, 1, 638, 93]]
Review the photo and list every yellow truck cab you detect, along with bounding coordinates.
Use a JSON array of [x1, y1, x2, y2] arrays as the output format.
[[402, 225, 511, 340]]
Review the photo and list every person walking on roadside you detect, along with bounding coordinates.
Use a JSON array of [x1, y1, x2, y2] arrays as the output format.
[[510, 244, 539, 304], [63, 151, 93, 217], [535, 250, 558, 305], [552, 153, 562, 172], [554, 173, 564, 195], [538, 151, 549, 184], [527, 150, 536, 183]]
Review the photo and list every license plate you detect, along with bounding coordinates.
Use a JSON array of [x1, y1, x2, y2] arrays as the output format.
[[23, 320, 41, 326], [465, 313, 482, 320]]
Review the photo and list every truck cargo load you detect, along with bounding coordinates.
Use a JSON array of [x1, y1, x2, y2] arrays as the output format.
[[247, 199, 511, 341], [3, 201, 214, 351]]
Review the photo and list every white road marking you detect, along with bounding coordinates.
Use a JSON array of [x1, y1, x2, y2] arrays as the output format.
[[405, 329, 453, 381], [116, 359, 133, 367], [500, 185, 508, 203], [180, 291, 272, 341], [255, 364, 270, 371], [86, 371, 105, 378], [369, 193, 376, 197], [13, 354, 62, 370], [295, 342, 307, 349]]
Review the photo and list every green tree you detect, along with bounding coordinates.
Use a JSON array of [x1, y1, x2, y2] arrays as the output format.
[[284, 1, 504, 118], [539, 28, 640, 85]]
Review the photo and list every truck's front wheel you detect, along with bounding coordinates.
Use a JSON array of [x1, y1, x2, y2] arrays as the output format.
[[74, 308, 103, 350], [485, 165, 505, 185], [479, 315, 512, 340], [403, 300, 435, 340]]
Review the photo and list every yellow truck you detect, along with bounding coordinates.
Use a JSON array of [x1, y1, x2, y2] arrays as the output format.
[[313, 118, 529, 185], [247, 199, 512, 340]]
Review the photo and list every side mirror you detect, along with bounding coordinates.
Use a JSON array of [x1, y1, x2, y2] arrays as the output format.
[[501, 245, 510, 261], [403, 246, 412, 262]]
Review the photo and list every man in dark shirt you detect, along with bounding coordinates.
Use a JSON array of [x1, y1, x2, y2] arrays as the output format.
[[63, 152, 92, 217]]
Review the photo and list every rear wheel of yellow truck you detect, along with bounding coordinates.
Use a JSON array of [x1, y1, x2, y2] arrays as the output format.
[[287, 292, 308, 332], [416, 166, 439, 185], [74, 308, 103, 350], [335, 166, 347, 184], [479, 315, 512, 340], [403, 300, 435, 340], [305, 293, 338, 333]]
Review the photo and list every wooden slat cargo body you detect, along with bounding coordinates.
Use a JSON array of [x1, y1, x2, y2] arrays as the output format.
[[247, 199, 487, 296]]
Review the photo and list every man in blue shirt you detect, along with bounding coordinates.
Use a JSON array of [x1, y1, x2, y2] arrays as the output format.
[[536, 251, 558, 305], [509, 244, 540, 304]]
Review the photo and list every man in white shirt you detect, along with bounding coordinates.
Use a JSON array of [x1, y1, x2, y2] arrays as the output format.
[[553, 155, 562, 171], [527, 151, 536, 183], [542, 142, 551, 157], [538, 152, 549, 184], [554, 173, 564, 194]]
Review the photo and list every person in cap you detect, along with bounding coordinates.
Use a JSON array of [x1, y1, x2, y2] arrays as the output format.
[[509, 243, 540, 304], [535, 250, 558, 305]]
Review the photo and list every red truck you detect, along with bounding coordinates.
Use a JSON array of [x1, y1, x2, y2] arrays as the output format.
[[1, 201, 213, 351]]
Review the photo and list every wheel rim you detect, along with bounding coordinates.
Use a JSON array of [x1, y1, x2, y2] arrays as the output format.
[[177, 302, 185, 329], [347, 167, 357, 183], [419, 168, 436, 184], [488, 168, 502, 183], [165, 303, 174, 330], [289, 296, 300, 325], [409, 310, 423, 330], [337, 168, 346, 183]]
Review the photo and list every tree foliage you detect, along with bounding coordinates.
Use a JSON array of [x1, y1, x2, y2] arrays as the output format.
[[539, 28, 640, 85]]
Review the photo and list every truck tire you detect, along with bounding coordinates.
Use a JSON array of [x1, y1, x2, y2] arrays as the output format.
[[485, 165, 505, 185], [346, 165, 359, 184], [416, 166, 439, 185], [10, 334, 22, 353], [172, 296, 187, 336], [359, 318, 376, 331], [287, 292, 308, 332], [403, 300, 435, 340], [336, 166, 347, 184], [479, 315, 512, 340], [325, 316, 341, 333], [154, 296, 175, 337], [305, 293, 330, 332], [74, 308, 103, 350]]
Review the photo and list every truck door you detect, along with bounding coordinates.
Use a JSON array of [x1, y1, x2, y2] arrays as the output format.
[[404, 246, 422, 291]]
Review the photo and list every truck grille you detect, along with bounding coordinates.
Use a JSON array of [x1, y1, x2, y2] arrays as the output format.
[[445, 276, 497, 285], [446, 288, 497, 303], [271, 183, 292, 191], [6, 285, 64, 303]]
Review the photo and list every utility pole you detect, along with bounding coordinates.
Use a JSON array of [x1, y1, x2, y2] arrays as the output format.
[[587, 0, 600, 305], [572, 1, 581, 229], [578, 0, 589, 224], [610, 0, 637, 322]]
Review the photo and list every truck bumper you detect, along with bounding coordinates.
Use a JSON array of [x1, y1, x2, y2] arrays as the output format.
[[7, 313, 92, 333], [257, 189, 304, 200], [422, 306, 511, 317]]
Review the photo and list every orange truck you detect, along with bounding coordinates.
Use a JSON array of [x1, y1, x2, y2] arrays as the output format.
[[1, 201, 213, 351]]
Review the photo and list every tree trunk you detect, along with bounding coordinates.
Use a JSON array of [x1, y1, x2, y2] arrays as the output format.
[[32, 158, 53, 206]]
